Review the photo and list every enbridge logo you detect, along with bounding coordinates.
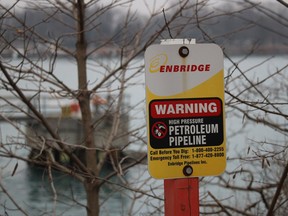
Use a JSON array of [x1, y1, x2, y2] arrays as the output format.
[[149, 53, 211, 73], [149, 53, 168, 73]]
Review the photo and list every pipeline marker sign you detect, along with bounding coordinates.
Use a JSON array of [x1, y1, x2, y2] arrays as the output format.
[[145, 43, 226, 179]]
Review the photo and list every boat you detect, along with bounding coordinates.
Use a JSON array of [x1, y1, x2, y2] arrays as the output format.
[[26, 94, 132, 167]]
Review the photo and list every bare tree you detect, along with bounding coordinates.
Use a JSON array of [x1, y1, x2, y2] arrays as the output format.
[[195, 1, 288, 215], [0, 0, 288, 216]]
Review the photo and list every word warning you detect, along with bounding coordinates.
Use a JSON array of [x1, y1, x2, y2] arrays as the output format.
[[149, 98, 223, 149]]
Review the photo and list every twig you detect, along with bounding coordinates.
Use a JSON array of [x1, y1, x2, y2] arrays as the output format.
[[276, 0, 288, 7], [0, 182, 29, 216], [47, 158, 58, 215], [266, 161, 288, 215], [208, 191, 232, 216], [162, 8, 173, 39]]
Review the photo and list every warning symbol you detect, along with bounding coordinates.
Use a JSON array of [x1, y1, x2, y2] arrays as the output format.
[[151, 122, 167, 139]]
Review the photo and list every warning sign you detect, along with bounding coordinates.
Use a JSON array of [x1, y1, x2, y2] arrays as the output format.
[[145, 41, 226, 179], [149, 98, 223, 149]]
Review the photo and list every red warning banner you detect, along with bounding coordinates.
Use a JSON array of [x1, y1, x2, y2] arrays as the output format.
[[150, 98, 222, 118]]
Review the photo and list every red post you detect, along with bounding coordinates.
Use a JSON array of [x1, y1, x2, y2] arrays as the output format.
[[164, 178, 199, 216]]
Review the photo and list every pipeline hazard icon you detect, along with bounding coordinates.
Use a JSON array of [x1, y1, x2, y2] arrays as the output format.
[[151, 122, 167, 139]]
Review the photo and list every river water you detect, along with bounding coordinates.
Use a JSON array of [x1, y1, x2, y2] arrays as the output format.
[[0, 55, 288, 215], [0, 56, 161, 216]]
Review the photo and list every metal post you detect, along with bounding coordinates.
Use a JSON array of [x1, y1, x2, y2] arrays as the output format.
[[164, 178, 199, 216]]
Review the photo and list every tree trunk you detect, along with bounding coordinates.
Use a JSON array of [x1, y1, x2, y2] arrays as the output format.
[[75, 1, 100, 215], [85, 181, 100, 216]]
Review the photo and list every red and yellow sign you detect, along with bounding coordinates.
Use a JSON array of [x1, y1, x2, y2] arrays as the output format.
[[145, 43, 226, 179]]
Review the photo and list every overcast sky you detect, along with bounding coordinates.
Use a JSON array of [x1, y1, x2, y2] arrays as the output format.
[[1, 0, 287, 14], [1, 0, 168, 14]]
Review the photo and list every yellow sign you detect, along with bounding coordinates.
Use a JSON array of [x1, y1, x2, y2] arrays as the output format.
[[145, 43, 226, 179]]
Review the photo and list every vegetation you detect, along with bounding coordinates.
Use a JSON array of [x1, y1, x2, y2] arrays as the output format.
[[0, 0, 288, 215], [1, 1, 288, 56]]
